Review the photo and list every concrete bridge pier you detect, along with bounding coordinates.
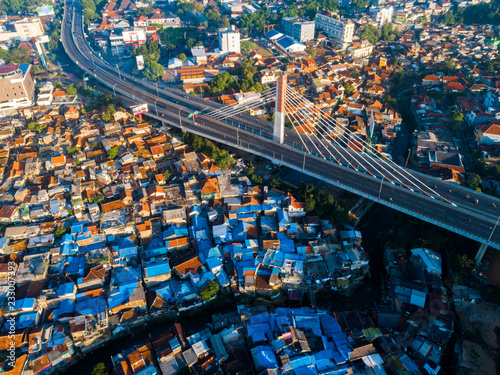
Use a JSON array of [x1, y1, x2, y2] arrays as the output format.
[[475, 243, 488, 265], [273, 75, 287, 144]]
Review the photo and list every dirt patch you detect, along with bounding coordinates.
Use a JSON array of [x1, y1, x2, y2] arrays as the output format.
[[456, 301, 500, 375], [254, 42, 274, 57], [460, 340, 497, 375], [484, 249, 500, 287]]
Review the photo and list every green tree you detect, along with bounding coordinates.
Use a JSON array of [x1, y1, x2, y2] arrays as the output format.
[[74, 158, 81, 166], [108, 146, 119, 159], [381, 23, 397, 41], [92, 363, 110, 375], [205, 8, 221, 24], [441, 10, 456, 25], [163, 170, 171, 181], [351, 0, 370, 9], [66, 83, 77, 96], [467, 173, 482, 191], [250, 174, 263, 184], [241, 40, 257, 55], [55, 226, 67, 238], [210, 72, 234, 93], [199, 280, 219, 301], [176, 53, 187, 62], [343, 82, 355, 96], [439, 58, 456, 74], [305, 198, 315, 212], [448, 111, 464, 132], [357, 24, 381, 44], [306, 47, 317, 58], [270, 178, 280, 189], [143, 60, 165, 81], [89, 194, 105, 203], [66, 146, 80, 155], [221, 16, 231, 28], [28, 122, 47, 134], [92, 141, 101, 150]]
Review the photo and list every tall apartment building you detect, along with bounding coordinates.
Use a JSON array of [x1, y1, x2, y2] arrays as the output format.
[[370, 6, 394, 27], [0, 64, 35, 112], [218, 27, 240, 54], [315, 12, 354, 49], [282, 17, 315, 43]]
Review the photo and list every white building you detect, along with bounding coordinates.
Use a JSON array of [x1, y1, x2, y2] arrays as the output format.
[[14, 18, 45, 39], [218, 27, 240, 54], [122, 28, 146, 47], [0, 17, 44, 42], [315, 12, 354, 49], [370, 6, 394, 27], [191, 46, 207, 64], [109, 30, 126, 55], [275, 36, 306, 53], [0, 64, 35, 113], [282, 17, 315, 43], [347, 40, 374, 59], [37, 81, 54, 106], [233, 91, 261, 106]]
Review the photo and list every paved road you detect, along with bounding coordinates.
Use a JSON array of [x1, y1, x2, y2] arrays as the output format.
[[62, 1, 500, 249]]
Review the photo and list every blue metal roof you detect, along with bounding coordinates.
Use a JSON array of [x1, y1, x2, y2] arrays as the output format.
[[145, 260, 170, 278], [277, 36, 297, 49]]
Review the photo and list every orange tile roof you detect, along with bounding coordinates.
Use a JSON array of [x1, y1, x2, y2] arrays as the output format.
[[201, 178, 220, 195], [174, 256, 203, 276]]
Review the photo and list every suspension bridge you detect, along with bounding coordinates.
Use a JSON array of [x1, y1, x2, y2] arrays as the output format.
[[61, 0, 500, 261]]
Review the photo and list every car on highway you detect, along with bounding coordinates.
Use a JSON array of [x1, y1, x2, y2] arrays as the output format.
[[265, 165, 273, 171]]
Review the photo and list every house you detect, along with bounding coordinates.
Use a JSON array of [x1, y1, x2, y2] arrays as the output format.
[[475, 124, 500, 145], [287, 196, 305, 217], [200, 178, 220, 200], [143, 259, 171, 286], [422, 75, 441, 86], [173, 256, 203, 278]]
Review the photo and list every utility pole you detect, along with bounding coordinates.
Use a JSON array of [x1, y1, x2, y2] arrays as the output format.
[[112, 84, 117, 97], [405, 148, 411, 168], [302, 153, 306, 171], [156, 81, 159, 97], [378, 178, 384, 200], [178, 107, 183, 130], [488, 215, 500, 243], [155, 99, 159, 117]]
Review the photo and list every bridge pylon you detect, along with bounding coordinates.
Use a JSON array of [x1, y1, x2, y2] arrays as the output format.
[[273, 74, 287, 144]]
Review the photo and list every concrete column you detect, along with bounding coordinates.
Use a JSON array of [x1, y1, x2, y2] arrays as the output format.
[[274, 75, 287, 144], [475, 243, 488, 265]]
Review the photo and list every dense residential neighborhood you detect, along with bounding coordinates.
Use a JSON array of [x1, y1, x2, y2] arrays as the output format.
[[0, 0, 500, 374]]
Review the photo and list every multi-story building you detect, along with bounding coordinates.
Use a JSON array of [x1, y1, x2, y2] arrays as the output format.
[[0, 17, 44, 42], [347, 40, 374, 59], [370, 6, 394, 27], [0, 64, 35, 112], [218, 27, 240, 54], [122, 28, 146, 47], [109, 30, 126, 55], [14, 18, 44, 39], [315, 11, 354, 49], [282, 17, 315, 42]]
